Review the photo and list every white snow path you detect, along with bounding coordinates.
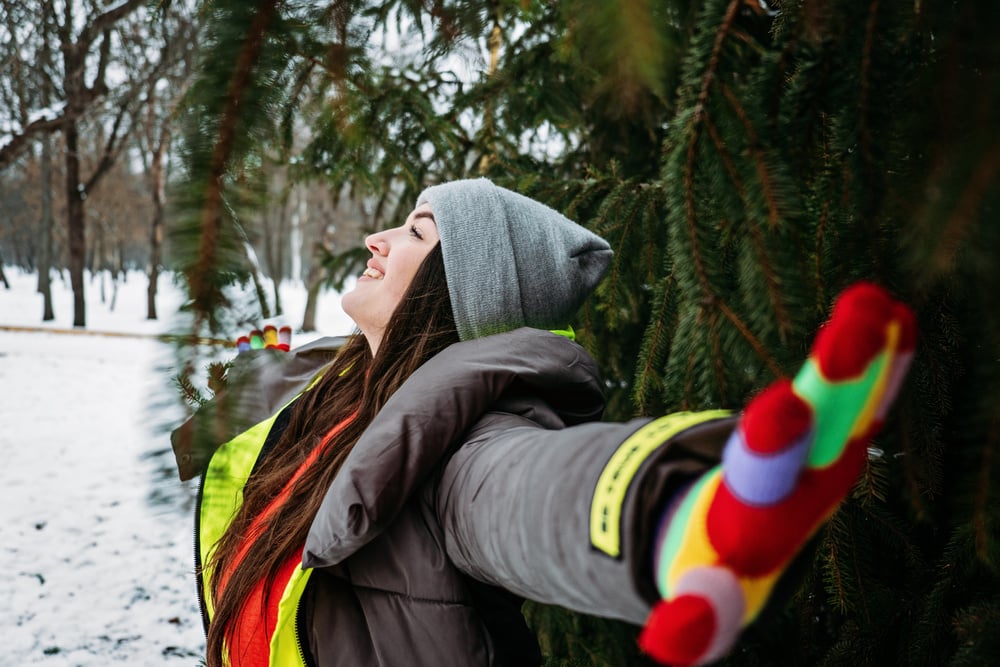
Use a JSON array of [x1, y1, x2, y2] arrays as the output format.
[[0, 329, 205, 665]]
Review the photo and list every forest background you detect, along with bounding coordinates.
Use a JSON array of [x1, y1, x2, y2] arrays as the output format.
[[2, 1, 998, 665]]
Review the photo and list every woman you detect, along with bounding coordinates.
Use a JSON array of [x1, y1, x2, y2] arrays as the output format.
[[174, 178, 915, 667]]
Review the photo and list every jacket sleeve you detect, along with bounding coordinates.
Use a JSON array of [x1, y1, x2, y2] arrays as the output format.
[[169, 336, 345, 481], [434, 410, 735, 625]]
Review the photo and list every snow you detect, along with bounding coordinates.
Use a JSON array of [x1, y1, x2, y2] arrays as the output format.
[[0, 269, 354, 665]]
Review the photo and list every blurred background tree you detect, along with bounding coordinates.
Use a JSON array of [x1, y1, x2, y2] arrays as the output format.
[[4, 0, 999, 664]]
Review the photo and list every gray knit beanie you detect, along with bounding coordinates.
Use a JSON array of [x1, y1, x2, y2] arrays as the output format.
[[416, 178, 613, 341]]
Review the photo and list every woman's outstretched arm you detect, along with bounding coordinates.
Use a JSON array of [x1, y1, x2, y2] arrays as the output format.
[[437, 283, 916, 666], [435, 408, 735, 623]]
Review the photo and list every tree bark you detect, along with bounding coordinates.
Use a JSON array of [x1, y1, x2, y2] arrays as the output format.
[[38, 131, 55, 320], [146, 121, 169, 319], [65, 117, 87, 327], [301, 257, 323, 332], [263, 179, 289, 317]]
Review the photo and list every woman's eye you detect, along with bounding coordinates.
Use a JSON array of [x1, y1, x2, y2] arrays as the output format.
[[409, 224, 424, 240]]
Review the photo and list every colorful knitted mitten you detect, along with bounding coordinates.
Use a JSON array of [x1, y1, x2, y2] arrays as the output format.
[[236, 326, 292, 354], [639, 283, 916, 666]]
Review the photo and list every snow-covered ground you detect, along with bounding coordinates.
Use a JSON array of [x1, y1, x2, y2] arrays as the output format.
[[0, 270, 354, 665]]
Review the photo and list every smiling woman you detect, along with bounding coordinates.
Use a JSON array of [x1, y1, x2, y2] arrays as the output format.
[[178, 178, 915, 667]]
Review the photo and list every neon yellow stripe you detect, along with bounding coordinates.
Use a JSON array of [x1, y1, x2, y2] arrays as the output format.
[[549, 326, 576, 341], [269, 566, 313, 667], [200, 415, 280, 620], [200, 373, 327, 620], [590, 410, 732, 558]]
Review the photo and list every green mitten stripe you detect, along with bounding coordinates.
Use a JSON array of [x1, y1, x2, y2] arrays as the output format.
[[792, 351, 888, 468]]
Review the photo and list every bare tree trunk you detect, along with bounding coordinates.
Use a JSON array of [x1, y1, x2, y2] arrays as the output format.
[[146, 128, 167, 320], [261, 167, 290, 317], [0, 256, 9, 289], [65, 117, 87, 327], [299, 184, 338, 332], [116, 238, 125, 280], [38, 131, 56, 320], [93, 220, 106, 303], [301, 258, 322, 332], [36, 7, 56, 319], [268, 202, 287, 317]]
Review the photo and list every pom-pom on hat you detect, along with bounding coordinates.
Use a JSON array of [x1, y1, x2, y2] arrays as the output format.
[[417, 178, 613, 341]]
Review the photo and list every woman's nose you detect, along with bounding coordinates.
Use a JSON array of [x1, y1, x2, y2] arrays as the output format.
[[366, 231, 389, 256]]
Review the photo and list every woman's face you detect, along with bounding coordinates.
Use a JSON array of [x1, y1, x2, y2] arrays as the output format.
[[342, 203, 440, 355]]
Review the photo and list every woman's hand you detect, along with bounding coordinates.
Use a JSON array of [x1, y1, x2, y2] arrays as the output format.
[[641, 283, 916, 666], [236, 324, 292, 353]]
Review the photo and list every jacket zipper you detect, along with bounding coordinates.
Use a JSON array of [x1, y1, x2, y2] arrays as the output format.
[[194, 471, 210, 634], [295, 578, 316, 667]]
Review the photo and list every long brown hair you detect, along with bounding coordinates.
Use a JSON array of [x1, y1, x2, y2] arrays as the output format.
[[204, 242, 458, 665]]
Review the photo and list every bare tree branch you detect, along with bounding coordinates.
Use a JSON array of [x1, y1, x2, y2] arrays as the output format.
[[77, 0, 147, 49], [0, 0, 147, 171], [83, 100, 130, 193]]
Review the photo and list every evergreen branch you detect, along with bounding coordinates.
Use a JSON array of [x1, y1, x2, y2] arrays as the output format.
[[702, 112, 745, 197], [859, 0, 880, 184], [592, 180, 647, 328], [974, 410, 999, 563], [681, 309, 702, 410], [857, 501, 925, 571], [858, 456, 881, 503], [823, 522, 849, 614], [708, 303, 728, 398], [680, 0, 740, 297], [703, 87, 794, 346], [910, 526, 980, 662], [741, 214, 793, 344], [897, 404, 928, 520], [681, 131, 710, 304], [931, 141, 1000, 277], [638, 183, 667, 276], [845, 508, 872, 625], [716, 298, 783, 378], [190, 0, 281, 328], [691, 0, 740, 132], [674, 0, 783, 381], [633, 273, 674, 411], [717, 81, 781, 229], [814, 199, 830, 309]]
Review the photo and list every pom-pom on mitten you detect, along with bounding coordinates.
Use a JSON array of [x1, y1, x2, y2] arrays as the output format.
[[640, 283, 916, 666]]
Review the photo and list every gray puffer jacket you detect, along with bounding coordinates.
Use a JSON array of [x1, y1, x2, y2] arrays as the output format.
[[174, 328, 735, 666]]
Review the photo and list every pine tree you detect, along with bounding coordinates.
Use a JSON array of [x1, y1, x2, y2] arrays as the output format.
[[169, 1, 1000, 664]]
